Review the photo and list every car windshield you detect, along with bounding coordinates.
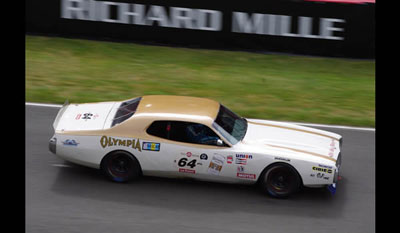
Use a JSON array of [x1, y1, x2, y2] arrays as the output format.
[[212, 104, 247, 145]]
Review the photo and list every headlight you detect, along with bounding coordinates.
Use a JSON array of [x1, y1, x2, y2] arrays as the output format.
[[336, 152, 342, 170], [333, 152, 341, 183], [333, 169, 339, 183]]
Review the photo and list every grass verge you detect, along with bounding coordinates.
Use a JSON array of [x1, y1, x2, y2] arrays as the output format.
[[26, 35, 375, 127]]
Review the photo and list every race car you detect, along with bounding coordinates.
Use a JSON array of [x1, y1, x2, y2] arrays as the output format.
[[49, 95, 342, 198]]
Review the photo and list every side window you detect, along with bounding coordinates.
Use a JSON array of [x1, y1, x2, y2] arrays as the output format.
[[146, 121, 170, 139], [146, 121, 225, 146], [179, 122, 220, 146]]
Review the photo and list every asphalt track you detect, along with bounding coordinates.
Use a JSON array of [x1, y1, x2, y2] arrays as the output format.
[[26, 105, 375, 233]]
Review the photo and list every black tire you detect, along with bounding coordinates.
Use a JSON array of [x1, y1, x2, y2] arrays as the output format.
[[101, 151, 142, 183], [259, 163, 301, 198]]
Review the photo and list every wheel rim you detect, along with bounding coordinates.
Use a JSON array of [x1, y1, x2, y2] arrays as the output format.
[[108, 154, 132, 177], [266, 166, 297, 195]]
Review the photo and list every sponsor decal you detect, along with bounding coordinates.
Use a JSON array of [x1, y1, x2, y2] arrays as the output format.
[[179, 168, 196, 174], [274, 157, 290, 162], [76, 113, 99, 120], [235, 158, 247, 165], [312, 166, 333, 174], [318, 164, 333, 169], [311, 172, 330, 180], [232, 13, 345, 40], [100, 136, 142, 151], [62, 0, 223, 31], [237, 166, 245, 172], [62, 139, 79, 146], [317, 173, 330, 180], [61, 0, 346, 41], [227, 155, 233, 164], [207, 154, 225, 175], [236, 154, 253, 159], [200, 153, 208, 160], [237, 173, 256, 179], [142, 142, 160, 151], [180, 152, 200, 158], [329, 139, 336, 157], [235, 154, 253, 165], [82, 113, 93, 120]]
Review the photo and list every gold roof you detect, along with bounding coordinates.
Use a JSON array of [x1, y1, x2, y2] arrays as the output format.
[[135, 95, 220, 120], [58, 95, 222, 140]]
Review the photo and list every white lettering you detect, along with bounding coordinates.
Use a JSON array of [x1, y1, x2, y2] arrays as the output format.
[[62, 0, 89, 20], [298, 16, 319, 39], [119, 3, 145, 25], [232, 11, 345, 40], [60, 0, 345, 40], [170, 7, 194, 29], [196, 9, 222, 31], [145, 5, 170, 27], [264, 14, 276, 36], [232, 12, 264, 34], [99, 1, 121, 23], [279, 15, 297, 37], [320, 18, 345, 40]]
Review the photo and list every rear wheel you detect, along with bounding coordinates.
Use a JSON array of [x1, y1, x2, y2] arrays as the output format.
[[259, 163, 301, 198], [101, 151, 141, 182]]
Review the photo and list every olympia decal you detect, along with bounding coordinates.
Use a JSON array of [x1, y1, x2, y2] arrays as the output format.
[[100, 136, 142, 151]]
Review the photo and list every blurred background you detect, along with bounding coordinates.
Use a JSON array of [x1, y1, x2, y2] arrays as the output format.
[[25, 0, 375, 127]]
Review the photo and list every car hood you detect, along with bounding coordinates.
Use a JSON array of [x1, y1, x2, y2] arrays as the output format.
[[242, 119, 342, 162], [53, 101, 118, 132]]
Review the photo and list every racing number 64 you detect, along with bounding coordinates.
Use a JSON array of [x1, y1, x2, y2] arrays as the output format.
[[178, 158, 196, 169]]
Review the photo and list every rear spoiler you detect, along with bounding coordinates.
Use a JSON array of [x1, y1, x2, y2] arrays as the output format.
[[52, 100, 70, 130]]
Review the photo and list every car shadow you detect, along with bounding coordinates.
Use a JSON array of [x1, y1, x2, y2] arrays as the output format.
[[51, 161, 347, 219]]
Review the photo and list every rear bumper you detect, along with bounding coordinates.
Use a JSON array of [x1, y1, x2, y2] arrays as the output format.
[[49, 136, 57, 154]]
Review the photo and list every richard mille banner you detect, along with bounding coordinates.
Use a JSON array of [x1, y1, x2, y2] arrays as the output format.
[[26, 0, 375, 58]]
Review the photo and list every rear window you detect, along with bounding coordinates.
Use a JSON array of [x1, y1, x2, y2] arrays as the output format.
[[111, 97, 142, 127]]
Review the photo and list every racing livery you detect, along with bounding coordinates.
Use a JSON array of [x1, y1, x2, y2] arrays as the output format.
[[49, 95, 342, 198]]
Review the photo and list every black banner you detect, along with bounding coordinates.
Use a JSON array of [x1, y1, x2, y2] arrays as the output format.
[[26, 0, 375, 58]]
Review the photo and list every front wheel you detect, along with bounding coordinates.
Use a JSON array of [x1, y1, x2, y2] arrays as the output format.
[[101, 151, 141, 183], [259, 163, 301, 198]]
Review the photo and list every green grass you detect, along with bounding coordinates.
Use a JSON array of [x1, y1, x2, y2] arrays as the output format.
[[25, 35, 375, 127]]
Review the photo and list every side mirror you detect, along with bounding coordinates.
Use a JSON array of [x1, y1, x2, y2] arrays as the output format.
[[216, 139, 224, 146]]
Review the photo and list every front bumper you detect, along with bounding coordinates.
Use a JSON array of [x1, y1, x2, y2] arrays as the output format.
[[328, 152, 342, 195]]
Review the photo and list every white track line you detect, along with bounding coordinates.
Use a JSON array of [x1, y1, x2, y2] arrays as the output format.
[[26, 102, 375, 131], [51, 163, 73, 168], [26, 102, 63, 108], [282, 122, 374, 131]]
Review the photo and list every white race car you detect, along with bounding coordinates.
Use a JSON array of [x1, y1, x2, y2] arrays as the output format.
[[49, 95, 342, 198]]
